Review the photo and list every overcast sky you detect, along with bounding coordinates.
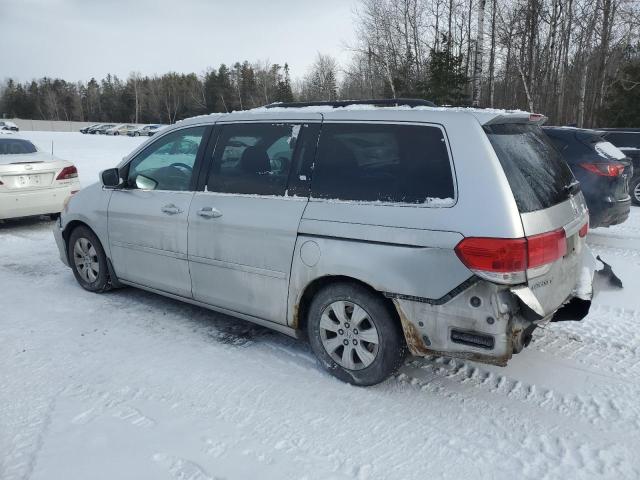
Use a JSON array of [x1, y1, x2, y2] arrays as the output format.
[[0, 0, 358, 82]]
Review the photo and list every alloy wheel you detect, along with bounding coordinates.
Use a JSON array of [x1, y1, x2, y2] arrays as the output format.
[[73, 237, 100, 283], [319, 300, 380, 370]]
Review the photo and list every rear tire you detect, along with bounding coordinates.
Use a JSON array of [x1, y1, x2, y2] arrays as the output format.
[[631, 176, 640, 206], [307, 282, 407, 386], [68, 226, 111, 293]]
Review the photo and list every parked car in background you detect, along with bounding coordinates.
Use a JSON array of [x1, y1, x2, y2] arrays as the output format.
[[0, 120, 19, 132], [128, 124, 165, 137], [147, 124, 167, 136], [105, 124, 138, 136], [80, 124, 103, 134], [54, 101, 595, 386], [544, 127, 632, 227], [0, 136, 80, 220], [93, 124, 116, 135], [598, 128, 640, 205]]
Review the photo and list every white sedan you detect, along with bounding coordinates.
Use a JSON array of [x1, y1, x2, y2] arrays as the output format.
[[0, 136, 80, 220]]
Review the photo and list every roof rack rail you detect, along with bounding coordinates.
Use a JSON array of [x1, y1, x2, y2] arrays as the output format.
[[264, 98, 437, 109]]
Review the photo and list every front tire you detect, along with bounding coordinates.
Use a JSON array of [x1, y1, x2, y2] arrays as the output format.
[[68, 226, 111, 292], [307, 282, 407, 386]]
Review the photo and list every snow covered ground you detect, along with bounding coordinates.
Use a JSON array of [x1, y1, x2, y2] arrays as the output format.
[[1, 131, 639, 480]]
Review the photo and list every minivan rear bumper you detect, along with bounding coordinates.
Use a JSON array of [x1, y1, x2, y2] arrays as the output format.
[[393, 247, 597, 366]]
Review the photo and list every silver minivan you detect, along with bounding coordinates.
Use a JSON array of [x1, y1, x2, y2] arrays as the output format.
[[53, 101, 595, 385]]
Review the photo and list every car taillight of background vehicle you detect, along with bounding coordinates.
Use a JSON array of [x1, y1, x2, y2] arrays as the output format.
[[454, 227, 568, 284], [579, 163, 625, 177], [56, 165, 78, 180]]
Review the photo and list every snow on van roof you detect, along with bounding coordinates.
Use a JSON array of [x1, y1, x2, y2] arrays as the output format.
[[250, 103, 529, 115], [177, 103, 535, 127]]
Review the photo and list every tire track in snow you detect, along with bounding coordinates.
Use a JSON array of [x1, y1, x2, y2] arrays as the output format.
[[531, 328, 640, 380], [399, 355, 640, 434], [529, 304, 640, 381], [394, 366, 635, 479], [0, 398, 56, 480], [153, 453, 220, 480]]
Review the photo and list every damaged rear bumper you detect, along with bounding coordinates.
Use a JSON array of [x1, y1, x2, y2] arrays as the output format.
[[393, 247, 619, 367]]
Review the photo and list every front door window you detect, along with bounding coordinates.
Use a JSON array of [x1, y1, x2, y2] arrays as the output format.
[[127, 126, 206, 191]]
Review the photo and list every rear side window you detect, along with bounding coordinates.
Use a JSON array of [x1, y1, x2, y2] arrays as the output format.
[[603, 132, 640, 149], [485, 123, 576, 213], [311, 123, 454, 204]]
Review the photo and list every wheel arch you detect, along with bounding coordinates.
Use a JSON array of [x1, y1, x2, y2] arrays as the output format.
[[62, 220, 94, 254], [293, 275, 400, 334], [63, 219, 122, 288]]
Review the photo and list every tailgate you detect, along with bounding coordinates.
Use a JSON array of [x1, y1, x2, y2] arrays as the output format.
[[483, 122, 592, 317], [518, 194, 590, 316]]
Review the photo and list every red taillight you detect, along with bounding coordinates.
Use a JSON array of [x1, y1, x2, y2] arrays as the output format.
[[56, 165, 78, 180], [455, 228, 567, 283], [527, 228, 567, 268], [454, 237, 527, 273], [579, 163, 625, 177]]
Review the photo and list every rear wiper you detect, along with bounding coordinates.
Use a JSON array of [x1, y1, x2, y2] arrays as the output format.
[[563, 180, 581, 195]]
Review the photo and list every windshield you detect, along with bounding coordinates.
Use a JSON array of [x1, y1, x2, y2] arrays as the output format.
[[484, 123, 576, 213], [0, 138, 37, 155]]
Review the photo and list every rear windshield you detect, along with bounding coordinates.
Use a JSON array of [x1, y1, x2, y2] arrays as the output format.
[[484, 123, 575, 213], [0, 139, 37, 155], [603, 132, 640, 148]]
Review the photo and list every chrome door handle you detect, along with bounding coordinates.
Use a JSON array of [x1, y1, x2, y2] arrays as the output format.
[[197, 207, 222, 218], [161, 204, 182, 215]]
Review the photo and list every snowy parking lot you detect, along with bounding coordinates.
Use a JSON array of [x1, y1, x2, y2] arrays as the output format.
[[1, 131, 640, 480]]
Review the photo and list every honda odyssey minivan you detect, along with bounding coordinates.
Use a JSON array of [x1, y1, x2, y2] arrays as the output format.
[[53, 100, 595, 386]]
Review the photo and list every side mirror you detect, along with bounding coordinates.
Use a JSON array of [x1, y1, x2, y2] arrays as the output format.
[[135, 174, 158, 190], [100, 168, 121, 188]]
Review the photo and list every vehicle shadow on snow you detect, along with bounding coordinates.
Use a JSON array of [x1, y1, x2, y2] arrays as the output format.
[[95, 286, 473, 386], [0, 215, 56, 234], [105, 286, 299, 350]]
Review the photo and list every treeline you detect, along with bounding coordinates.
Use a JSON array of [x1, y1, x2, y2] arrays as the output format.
[[0, 62, 295, 124], [2, 0, 640, 127], [341, 0, 640, 127]]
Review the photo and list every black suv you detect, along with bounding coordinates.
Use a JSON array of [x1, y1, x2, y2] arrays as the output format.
[[544, 127, 632, 227], [598, 128, 640, 205]]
